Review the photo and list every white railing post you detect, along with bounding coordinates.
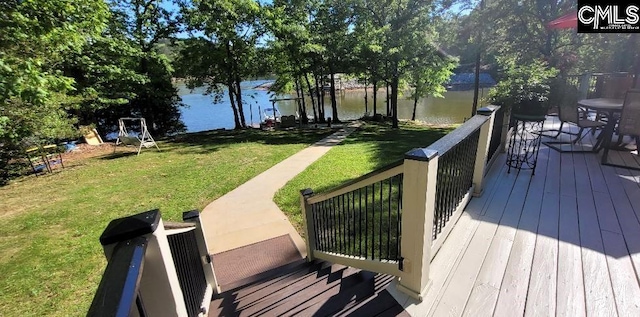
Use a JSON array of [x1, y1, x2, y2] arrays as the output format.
[[396, 148, 439, 301], [183, 210, 221, 296], [300, 188, 316, 262], [99, 210, 188, 317], [473, 107, 498, 196]]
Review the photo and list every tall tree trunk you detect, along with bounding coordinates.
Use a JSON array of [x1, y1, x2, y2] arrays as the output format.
[[296, 79, 308, 123], [304, 74, 316, 123], [228, 81, 241, 129], [299, 79, 307, 122], [373, 80, 378, 116], [386, 81, 391, 117], [330, 72, 339, 122], [235, 78, 246, 128], [320, 75, 326, 122], [412, 94, 418, 121], [391, 76, 399, 128], [226, 42, 242, 129], [364, 77, 368, 115], [314, 73, 323, 122]]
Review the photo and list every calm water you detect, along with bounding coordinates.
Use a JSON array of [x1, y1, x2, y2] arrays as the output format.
[[178, 80, 489, 132]]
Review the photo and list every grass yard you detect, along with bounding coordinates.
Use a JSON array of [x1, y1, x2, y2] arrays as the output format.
[[0, 128, 334, 317], [274, 121, 454, 235]]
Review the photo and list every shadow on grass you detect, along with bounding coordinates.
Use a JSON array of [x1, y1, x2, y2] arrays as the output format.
[[100, 151, 138, 160], [161, 128, 339, 155]]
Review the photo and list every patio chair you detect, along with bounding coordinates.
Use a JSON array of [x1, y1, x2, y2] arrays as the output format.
[[602, 89, 640, 170], [591, 75, 634, 128], [543, 86, 606, 152], [42, 144, 64, 170], [25, 146, 50, 175]]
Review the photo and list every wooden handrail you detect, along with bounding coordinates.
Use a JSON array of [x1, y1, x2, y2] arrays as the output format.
[[422, 115, 488, 157]]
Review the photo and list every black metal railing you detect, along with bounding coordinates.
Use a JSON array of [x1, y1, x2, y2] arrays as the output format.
[[167, 228, 207, 317], [87, 237, 148, 317], [433, 128, 481, 240], [487, 106, 505, 164], [310, 166, 403, 262]]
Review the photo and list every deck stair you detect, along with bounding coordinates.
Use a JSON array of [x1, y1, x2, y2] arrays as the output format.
[[209, 260, 407, 317]]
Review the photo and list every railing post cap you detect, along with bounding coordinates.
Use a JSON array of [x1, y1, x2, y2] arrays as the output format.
[[301, 188, 313, 196], [477, 105, 499, 115], [405, 148, 438, 161], [99, 209, 161, 246], [182, 210, 200, 221]]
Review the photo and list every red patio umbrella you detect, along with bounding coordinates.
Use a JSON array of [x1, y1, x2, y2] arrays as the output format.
[[547, 11, 578, 29]]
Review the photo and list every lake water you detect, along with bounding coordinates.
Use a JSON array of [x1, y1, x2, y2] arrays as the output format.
[[177, 80, 489, 132]]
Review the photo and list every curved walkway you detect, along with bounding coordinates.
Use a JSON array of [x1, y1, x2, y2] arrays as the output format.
[[200, 123, 359, 257]]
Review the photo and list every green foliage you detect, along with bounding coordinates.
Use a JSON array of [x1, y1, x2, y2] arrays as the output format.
[[488, 58, 558, 113], [0, 0, 109, 183]]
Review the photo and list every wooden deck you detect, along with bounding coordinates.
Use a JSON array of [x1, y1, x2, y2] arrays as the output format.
[[393, 117, 640, 317]]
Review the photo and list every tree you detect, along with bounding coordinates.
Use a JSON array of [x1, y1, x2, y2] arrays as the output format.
[[106, 0, 185, 135], [179, 0, 264, 129], [352, 0, 457, 128], [408, 51, 457, 120], [0, 0, 109, 182]]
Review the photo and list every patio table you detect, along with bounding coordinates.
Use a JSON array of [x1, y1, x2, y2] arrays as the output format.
[[577, 98, 623, 158]]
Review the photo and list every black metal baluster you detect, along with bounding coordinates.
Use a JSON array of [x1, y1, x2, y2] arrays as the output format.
[[325, 200, 331, 252], [343, 193, 348, 254], [332, 197, 337, 253], [359, 187, 363, 257], [311, 204, 318, 250], [370, 183, 375, 260], [323, 200, 333, 252], [387, 177, 392, 260], [378, 181, 383, 260], [318, 201, 328, 251], [364, 185, 369, 259], [316, 204, 324, 251], [397, 174, 403, 261], [352, 190, 356, 256], [446, 151, 455, 223]]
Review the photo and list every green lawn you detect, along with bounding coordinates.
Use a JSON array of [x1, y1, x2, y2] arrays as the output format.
[[274, 121, 454, 235], [0, 128, 333, 317]]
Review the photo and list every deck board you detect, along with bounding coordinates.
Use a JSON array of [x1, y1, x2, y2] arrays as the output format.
[[418, 118, 640, 317], [428, 163, 523, 317], [573, 149, 618, 316], [556, 150, 586, 317]]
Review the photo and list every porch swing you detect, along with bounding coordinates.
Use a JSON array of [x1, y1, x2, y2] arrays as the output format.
[[114, 118, 160, 155]]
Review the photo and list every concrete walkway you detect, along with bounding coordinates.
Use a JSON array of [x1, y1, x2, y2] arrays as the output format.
[[200, 123, 360, 257]]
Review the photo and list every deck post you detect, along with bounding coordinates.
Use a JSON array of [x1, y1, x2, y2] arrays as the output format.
[[99, 210, 188, 317], [183, 210, 221, 295], [300, 188, 316, 262], [473, 106, 497, 196], [397, 148, 439, 301]]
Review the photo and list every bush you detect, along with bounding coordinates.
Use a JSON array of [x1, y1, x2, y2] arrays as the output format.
[[488, 59, 558, 116]]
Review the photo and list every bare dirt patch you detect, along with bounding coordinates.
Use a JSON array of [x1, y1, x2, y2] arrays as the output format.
[[61, 143, 117, 164]]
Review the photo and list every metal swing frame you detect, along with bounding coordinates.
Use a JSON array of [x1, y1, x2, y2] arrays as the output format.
[[114, 118, 160, 155]]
